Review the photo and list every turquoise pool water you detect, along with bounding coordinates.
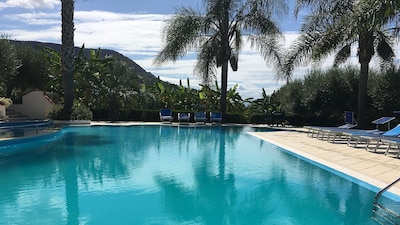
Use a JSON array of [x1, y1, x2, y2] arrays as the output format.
[[0, 125, 396, 224]]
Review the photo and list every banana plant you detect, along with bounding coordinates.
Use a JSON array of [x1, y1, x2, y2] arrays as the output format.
[[248, 88, 280, 115], [74, 45, 113, 108], [226, 84, 248, 112]]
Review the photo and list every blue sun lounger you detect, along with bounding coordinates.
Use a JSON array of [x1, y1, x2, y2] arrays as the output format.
[[210, 112, 222, 123], [380, 138, 400, 158], [348, 124, 400, 152], [159, 108, 173, 122], [194, 112, 207, 123], [178, 112, 190, 123], [305, 111, 358, 140]]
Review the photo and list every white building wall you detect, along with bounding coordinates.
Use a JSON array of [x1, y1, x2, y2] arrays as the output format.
[[9, 91, 54, 120]]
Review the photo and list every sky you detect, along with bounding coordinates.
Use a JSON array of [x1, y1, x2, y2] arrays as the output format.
[[0, 0, 396, 99]]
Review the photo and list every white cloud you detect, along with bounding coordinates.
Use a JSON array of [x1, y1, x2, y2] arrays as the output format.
[[2, 9, 399, 99], [0, 0, 59, 10], [0, 9, 308, 99], [74, 12, 165, 54], [3, 11, 59, 25]]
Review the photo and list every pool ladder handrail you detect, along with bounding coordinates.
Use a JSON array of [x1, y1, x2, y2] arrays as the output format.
[[372, 177, 400, 225], [0, 121, 53, 135]]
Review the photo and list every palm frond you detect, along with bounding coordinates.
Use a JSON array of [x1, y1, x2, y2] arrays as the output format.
[[282, 31, 320, 78], [333, 44, 351, 67], [376, 31, 395, 62], [194, 37, 219, 85], [244, 11, 281, 35], [245, 0, 289, 20], [154, 8, 204, 65], [249, 33, 283, 67]]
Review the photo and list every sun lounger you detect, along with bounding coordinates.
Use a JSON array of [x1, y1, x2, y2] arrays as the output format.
[[304, 126, 342, 140], [210, 112, 222, 123], [178, 112, 190, 123], [347, 124, 400, 152], [305, 126, 362, 142], [305, 111, 358, 140], [194, 112, 207, 123], [344, 129, 383, 147], [380, 138, 400, 158], [160, 108, 173, 122]]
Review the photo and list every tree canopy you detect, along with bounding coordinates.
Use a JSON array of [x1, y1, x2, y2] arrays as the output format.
[[283, 0, 399, 127], [155, 0, 288, 122]]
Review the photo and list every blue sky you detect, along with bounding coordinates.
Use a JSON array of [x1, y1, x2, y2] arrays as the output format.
[[0, 0, 383, 99]]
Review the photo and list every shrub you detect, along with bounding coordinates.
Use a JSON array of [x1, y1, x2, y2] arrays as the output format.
[[46, 104, 93, 120], [70, 104, 93, 120], [248, 114, 266, 124], [226, 113, 247, 123], [46, 104, 67, 120], [0, 97, 13, 108]]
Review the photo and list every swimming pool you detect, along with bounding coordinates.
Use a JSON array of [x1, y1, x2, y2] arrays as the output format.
[[0, 125, 397, 224]]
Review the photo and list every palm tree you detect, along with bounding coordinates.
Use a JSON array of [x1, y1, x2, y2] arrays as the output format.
[[154, 0, 287, 122], [61, 0, 75, 117], [283, 0, 399, 127]]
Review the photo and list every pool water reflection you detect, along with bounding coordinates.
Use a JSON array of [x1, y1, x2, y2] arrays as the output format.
[[0, 125, 390, 224]]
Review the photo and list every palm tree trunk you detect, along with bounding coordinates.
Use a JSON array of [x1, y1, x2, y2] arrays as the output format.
[[61, 0, 75, 116], [220, 0, 230, 123], [357, 62, 369, 128], [220, 62, 228, 123], [357, 34, 374, 128]]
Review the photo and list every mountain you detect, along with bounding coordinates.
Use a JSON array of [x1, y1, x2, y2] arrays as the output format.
[[11, 40, 160, 86]]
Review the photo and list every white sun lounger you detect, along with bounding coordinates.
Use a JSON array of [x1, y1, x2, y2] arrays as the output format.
[[381, 138, 400, 158]]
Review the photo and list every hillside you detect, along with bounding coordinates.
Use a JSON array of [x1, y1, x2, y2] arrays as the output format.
[[11, 40, 160, 86]]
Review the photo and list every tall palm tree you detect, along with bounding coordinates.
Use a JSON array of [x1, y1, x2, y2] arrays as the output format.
[[283, 0, 399, 127], [61, 0, 75, 116], [154, 0, 287, 122]]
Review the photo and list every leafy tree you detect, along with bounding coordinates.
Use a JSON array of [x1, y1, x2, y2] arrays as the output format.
[[283, 0, 399, 127], [42, 47, 63, 94], [153, 81, 176, 109], [0, 36, 21, 97], [301, 67, 358, 120], [174, 78, 196, 111], [134, 84, 159, 110], [155, 0, 288, 122], [199, 82, 221, 112], [226, 84, 248, 112], [275, 79, 305, 116], [100, 59, 137, 121], [248, 88, 279, 114], [12, 44, 51, 96], [74, 46, 113, 108], [369, 67, 400, 117]]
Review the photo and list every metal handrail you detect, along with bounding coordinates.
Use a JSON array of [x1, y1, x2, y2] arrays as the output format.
[[0, 121, 53, 135], [374, 177, 400, 202]]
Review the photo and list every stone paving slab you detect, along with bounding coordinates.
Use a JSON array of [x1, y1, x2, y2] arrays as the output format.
[[249, 128, 400, 197]]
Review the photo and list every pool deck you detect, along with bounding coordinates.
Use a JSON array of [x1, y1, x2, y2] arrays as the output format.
[[249, 127, 400, 197]]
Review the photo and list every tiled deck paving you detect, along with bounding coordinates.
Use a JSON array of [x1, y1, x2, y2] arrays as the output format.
[[249, 128, 400, 197]]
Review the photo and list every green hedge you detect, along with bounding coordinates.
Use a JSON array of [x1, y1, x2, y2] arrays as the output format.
[[93, 109, 252, 123]]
